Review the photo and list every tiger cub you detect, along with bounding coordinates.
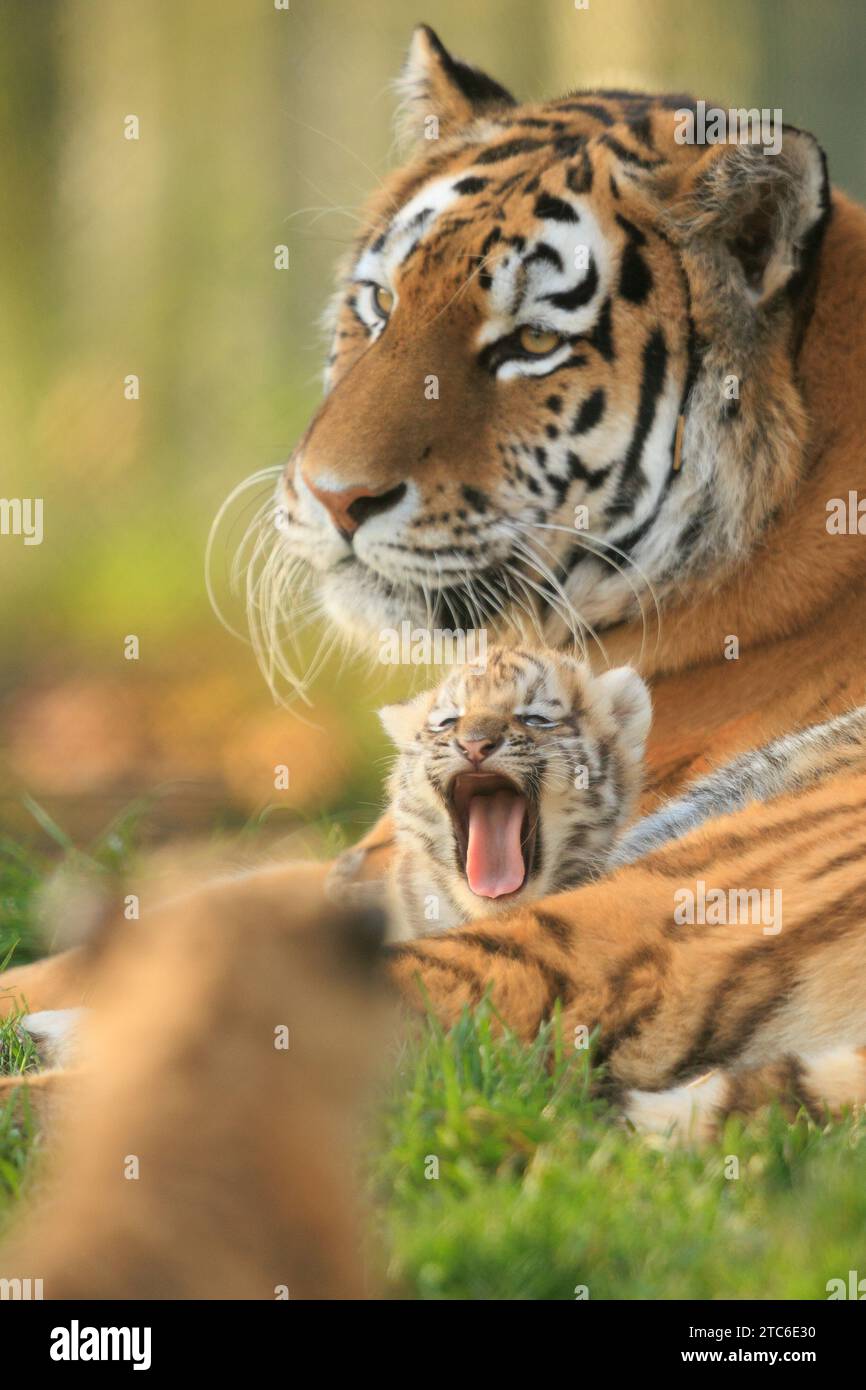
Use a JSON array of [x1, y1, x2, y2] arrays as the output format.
[[380, 645, 651, 940], [0, 861, 392, 1299]]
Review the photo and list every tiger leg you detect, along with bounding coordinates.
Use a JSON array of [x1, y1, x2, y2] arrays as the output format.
[[625, 1046, 866, 1143], [0, 856, 337, 1021], [0, 947, 91, 1021]]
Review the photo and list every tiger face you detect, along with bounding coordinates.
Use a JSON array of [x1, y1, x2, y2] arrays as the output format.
[[270, 26, 829, 677], [380, 646, 650, 932]]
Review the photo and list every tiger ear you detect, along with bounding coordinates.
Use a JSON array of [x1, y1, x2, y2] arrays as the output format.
[[669, 127, 829, 307], [395, 25, 516, 148], [378, 690, 434, 749], [594, 666, 652, 755]]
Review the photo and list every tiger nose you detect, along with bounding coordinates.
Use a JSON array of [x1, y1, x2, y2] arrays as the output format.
[[304, 476, 407, 541], [457, 735, 503, 765]]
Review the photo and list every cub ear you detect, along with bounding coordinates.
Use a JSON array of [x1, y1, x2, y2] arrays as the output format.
[[595, 666, 652, 755], [378, 690, 434, 749], [670, 127, 829, 306], [395, 24, 516, 147]]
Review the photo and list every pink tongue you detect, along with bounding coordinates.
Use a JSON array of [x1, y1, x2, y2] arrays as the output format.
[[466, 790, 528, 898]]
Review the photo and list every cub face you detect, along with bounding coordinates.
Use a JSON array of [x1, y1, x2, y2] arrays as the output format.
[[381, 645, 650, 928]]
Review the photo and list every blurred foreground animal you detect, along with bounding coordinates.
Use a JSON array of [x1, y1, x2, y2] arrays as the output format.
[[0, 862, 391, 1299]]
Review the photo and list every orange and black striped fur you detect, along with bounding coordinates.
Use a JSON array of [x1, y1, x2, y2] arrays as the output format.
[[612, 702, 866, 868], [381, 645, 650, 938], [273, 22, 844, 735], [389, 763, 866, 1140], [257, 23, 866, 886]]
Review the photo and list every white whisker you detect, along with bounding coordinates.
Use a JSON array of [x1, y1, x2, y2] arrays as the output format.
[[206, 466, 285, 642], [516, 518, 662, 665]]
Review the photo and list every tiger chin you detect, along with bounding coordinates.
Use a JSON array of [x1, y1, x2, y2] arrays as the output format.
[[379, 645, 651, 940]]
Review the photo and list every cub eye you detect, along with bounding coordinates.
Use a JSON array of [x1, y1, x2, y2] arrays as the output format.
[[520, 713, 560, 728], [373, 285, 394, 319], [429, 714, 458, 732], [518, 326, 563, 355]]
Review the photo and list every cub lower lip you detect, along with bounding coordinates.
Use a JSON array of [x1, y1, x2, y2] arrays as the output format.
[[448, 771, 536, 899]]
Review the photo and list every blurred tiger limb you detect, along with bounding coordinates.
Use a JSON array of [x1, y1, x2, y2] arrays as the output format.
[[0, 857, 393, 1300]]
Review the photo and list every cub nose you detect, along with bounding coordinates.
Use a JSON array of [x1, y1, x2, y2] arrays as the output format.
[[304, 477, 407, 541], [457, 734, 503, 766]]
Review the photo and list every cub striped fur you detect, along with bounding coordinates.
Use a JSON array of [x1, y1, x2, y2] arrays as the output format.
[[614, 702, 866, 867], [388, 765, 866, 1140]]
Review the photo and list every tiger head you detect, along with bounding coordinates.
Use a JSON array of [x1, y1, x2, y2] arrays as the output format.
[[380, 645, 651, 914], [269, 26, 830, 679]]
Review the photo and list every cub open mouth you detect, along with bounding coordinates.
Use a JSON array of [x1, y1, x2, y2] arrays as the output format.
[[448, 772, 537, 900]]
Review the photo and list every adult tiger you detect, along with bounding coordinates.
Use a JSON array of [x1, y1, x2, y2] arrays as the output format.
[[278, 24, 866, 876], [3, 27, 866, 1059]]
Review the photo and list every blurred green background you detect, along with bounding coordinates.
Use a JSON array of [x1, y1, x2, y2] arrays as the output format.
[[1, 0, 863, 850]]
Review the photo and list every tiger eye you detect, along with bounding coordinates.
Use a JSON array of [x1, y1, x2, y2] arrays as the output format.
[[518, 326, 562, 355], [374, 286, 394, 318]]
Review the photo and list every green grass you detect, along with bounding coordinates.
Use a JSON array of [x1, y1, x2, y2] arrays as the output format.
[[0, 819, 55, 1223], [2, 823, 865, 1299], [0, 818, 52, 1214], [0, 836, 44, 969], [0, 915, 42, 1222], [372, 1005, 866, 1299], [0, 1004, 40, 1222], [0, 802, 144, 1227]]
